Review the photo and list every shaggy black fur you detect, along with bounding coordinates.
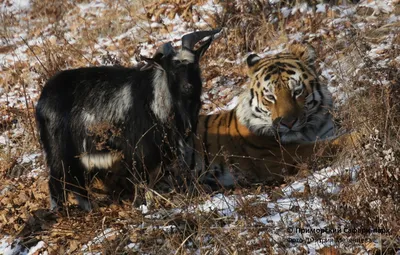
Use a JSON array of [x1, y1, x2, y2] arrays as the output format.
[[36, 29, 220, 211]]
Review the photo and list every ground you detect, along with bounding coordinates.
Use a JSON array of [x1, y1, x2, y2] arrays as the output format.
[[0, 0, 400, 254]]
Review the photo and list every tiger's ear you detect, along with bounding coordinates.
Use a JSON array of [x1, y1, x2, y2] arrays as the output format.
[[288, 44, 317, 69], [246, 53, 261, 76]]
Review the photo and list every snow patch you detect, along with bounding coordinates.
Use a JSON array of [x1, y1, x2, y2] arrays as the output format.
[[1, 0, 30, 13]]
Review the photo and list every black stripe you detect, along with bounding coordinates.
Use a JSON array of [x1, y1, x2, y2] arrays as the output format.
[[286, 69, 296, 75], [297, 63, 306, 73], [216, 115, 223, 155], [250, 88, 255, 106], [310, 80, 316, 103], [312, 79, 323, 100], [228, 109, 238, 144], [284, 62, 297, 69], [189, 141, 196, 170], [210, 113, 219, 126], [233, 113, 270, 150], [254, 67, 262, 73], [267, 66, 278, 73], [203, 115, 212, 168], [254, 90, 261, 110], [318, 126, 334, 138], [308, 100, 318, 109], [228, 109, 235, 126]]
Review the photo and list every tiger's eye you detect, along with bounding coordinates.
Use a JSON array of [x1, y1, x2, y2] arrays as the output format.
[[266, 95, 275, 101], [294, 89, 303, 96]]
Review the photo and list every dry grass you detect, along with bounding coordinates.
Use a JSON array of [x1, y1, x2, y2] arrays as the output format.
[[332, 43, 400, 227], [1, 0, 400, 254]]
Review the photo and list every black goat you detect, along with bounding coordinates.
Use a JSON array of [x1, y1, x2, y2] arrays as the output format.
[[35, 29, 220, 211]]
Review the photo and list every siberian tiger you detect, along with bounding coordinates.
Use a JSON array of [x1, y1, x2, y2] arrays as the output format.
[[193, 44, 347, 189]]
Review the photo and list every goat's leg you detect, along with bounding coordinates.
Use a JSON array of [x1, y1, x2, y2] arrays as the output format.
[[144, 164, 163, 207], [48, 169, 67, 211], [131, 164, 164, 208], [49, 157, 92, 211], [69, 158, 92, 211]]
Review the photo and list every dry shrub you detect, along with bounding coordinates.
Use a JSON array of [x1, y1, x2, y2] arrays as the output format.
[[144, 0, 208, 23], [29, 0, 72, 22], [217, 0, 278, 54], [333, 49, 400, 235], [2, 0, 398, 253], [213, 0, 361, 61]]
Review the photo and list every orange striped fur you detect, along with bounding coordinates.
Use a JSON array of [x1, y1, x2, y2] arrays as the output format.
[[193, 44, 348, 188]]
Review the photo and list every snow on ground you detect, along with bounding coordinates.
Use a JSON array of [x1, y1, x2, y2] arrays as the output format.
[[0, 0, 399, 254], [0, 236, 46, 255], [0, 0, 30, 13]]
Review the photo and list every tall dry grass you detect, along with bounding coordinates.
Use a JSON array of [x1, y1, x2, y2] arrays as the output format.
[[1, 0, 399, 254]]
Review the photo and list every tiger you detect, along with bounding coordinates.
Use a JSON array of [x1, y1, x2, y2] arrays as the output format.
[[193, 44, 349, 189]]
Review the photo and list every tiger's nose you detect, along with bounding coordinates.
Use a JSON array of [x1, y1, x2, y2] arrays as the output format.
[[280, 118, 297, 129]]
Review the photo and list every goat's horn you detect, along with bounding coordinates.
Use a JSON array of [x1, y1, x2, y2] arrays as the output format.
[[181, 28, 222, 50], [155, 42, 174, 56]]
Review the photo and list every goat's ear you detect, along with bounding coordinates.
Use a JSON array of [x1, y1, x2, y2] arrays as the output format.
[[140, 55, 164, 71], [194, 36, 214, 59]]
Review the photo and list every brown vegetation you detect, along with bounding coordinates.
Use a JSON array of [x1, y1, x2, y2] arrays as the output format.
[[0, 0, 399, 254]]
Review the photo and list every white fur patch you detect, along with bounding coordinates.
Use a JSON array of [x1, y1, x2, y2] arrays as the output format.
[[178, 139, 187, 158], [80, 152, 121, 170], [288, 77, 302, 93], [82, 112, 96, 125], [247, 54, 261, 66], [173, 49, 195, 63], [111, 85, 132, 121], [81, 85, 132, 126], [236, 81, 334, 143], [151, 69, 172, 122], [50, 198, 58, 211], [279, 84, 334, 143], [236, 92, 274, 136]]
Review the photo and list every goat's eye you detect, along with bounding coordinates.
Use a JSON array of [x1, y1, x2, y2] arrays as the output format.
[[173, 60, 182, 65], [294, 88, 303, 97], [174, 60, 190, 66]]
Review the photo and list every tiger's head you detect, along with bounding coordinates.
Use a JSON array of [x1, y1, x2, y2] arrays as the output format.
[[236, 44, 334, 143]]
